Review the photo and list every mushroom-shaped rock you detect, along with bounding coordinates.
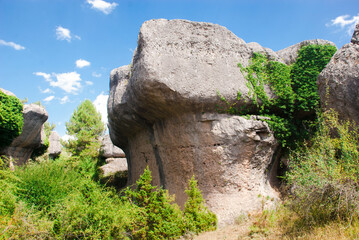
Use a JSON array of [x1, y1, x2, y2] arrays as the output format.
[[3, 104, 48, 166], [108, 19, 282, 225], [48, 131, 62, 158], [277, 39, 336, 65], [317, 23, 359, 125]]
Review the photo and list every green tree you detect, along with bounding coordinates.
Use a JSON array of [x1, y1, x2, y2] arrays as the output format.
[[124, 167, 184, 239], [0, 90, 23, 149], [64, 100, 105, 176], [184, 176, 217, 233]]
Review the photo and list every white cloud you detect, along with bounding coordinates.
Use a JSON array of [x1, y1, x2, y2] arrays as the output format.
[[85, 81, 94, 85], [60, 96, 70, 104], [51, 72, 82, 94], [87, 0, 118, 15], [328, 14, 359, 36], [43, 95, 55, 102], [76, 59, 91, 68], [34, 72, 52, 82], [35, 71, 82, 94], [92, 72, 102, 78], [55, 26, 80, 42], [0, 39, 25, 50], [41, 88, 52, 93], [93, 92, 109, 124]]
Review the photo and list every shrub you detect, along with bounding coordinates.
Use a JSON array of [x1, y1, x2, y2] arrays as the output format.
[[286, 110, 359, 224], [123, 167, 184, 239], [123, 168, 217, 239], [0, 157, 132, 239], [0, 90, 23, 149], [184, 176, 217, 233]]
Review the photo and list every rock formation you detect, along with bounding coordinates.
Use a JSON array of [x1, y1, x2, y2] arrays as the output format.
[[277, 39, 336, 65], [100, 135, 127, 177], [108, 19, 338, 225], [317, 22, 359, 125], [3, 103, 48, 166], [48, 131, 62, 158], [108, 19, 283, 225]]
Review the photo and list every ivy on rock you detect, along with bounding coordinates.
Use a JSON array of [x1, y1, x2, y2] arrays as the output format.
[[222, 44, 336, 147]]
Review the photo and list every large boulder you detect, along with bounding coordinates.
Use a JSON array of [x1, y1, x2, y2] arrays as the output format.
[[108, 19, 281, 225], [277, 39, 336, 65], [48, 131, 62, 158], [2, 103, 48, 166], [317, 23, 359, 125]]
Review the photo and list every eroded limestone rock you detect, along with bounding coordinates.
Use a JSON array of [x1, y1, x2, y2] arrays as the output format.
[[3, 104, 48, 166], [108, 19, 281, 225], [48, 131, 62, 158], [277, 39, 336, 65], [317, 23, 359, 125]]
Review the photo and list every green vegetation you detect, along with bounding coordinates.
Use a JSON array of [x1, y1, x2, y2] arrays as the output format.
[[0, 90, 23, 149], [221, 44, 336, 147], [0, 98, 216, 238], [63, 99, 105, 178], [286, 110, 359, 224], [123, 168, 216, 239], [0, 159, 216, 239]]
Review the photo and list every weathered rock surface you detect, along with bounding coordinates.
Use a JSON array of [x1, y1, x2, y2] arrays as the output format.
[[277, 39, 336, 65], [351, 22, 359, 44], [48, 131, 62, 158], [317, 23, 359, 125], [108, 19, 282, 225], [100, 157, 128, 177], [2, 103, 48, 166], [101, 134, 125, 158]]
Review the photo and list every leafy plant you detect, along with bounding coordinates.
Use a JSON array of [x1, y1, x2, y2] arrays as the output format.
[[123, 167, 184, 239], [0, 90, 23, 149], [221, 44, 336, 147], [64, 99, 105, 178], [184, 176, 217, 233], [286, 110, 359, 224]]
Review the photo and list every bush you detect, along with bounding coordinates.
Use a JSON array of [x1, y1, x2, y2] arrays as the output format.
[[123, 167, 185, 239], [123, 167, 217, 239], [184, 176, 217, 233], [286, 110, 359, 224], [0, 90, 23, 149], [1, 157, 132, 239]]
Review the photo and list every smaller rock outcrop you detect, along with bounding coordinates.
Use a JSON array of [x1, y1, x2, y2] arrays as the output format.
[[48, 131, 62, 158], [101, 134, 126, 159], [100, 135, 127, 177], [351, 22, 359, 44], [3, 103, 48, 166], [277, 39, 336, 65], [317, 23, 359, 125]]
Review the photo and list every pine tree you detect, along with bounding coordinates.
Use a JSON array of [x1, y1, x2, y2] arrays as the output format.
[[64, 100, 105, 175]]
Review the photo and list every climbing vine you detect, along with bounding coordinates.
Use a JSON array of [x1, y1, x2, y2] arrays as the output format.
[[221, 44, 336, 147]]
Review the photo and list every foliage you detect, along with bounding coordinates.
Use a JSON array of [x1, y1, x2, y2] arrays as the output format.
[[124, 168, 217, 239], [225, 44, 336, 147], [65, 99, 104, 158], [44, 122, 56, 138], [0, 90, 23, 148], [291, 44, 337, 113], [123, 167, 185, 239], [0, 156, 132, 239], [64, 100, 105, 178], [184, 176, 217, 233], [286, 110, 359, 224]]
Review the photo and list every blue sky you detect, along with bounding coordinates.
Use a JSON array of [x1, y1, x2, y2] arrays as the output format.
[[1, 0, 358, 138]]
